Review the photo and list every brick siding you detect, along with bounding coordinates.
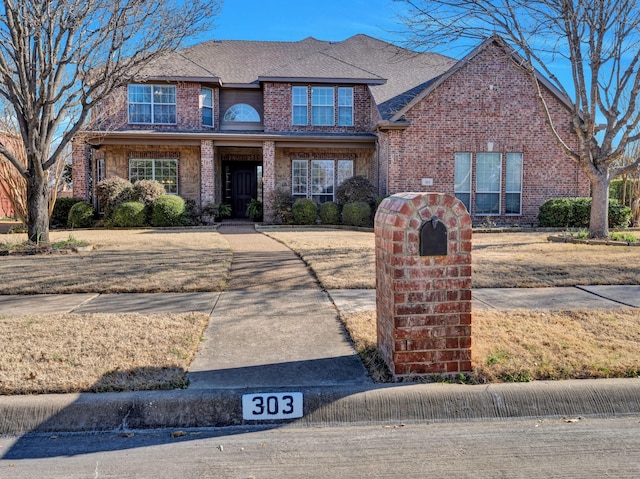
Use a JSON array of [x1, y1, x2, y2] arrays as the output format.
[[380, 43, 589, 225]]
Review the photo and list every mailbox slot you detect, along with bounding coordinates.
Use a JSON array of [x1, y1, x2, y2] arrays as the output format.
[[419, 216, 448, 256]]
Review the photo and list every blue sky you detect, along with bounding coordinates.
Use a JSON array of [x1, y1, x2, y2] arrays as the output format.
[[204, 0, 410, 45]]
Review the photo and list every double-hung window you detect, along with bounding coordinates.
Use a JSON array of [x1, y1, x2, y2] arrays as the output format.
[[292, 159, 354, 203], [505, 153, 523, 215], [475, 153, 501, 215], [129, 159, 178, 194], [201, 87, 213, 127], [454, 152, 472, 213], [337, 87, 354, 126], [311, 87, 334, 126], [292, 86, 308, 126], [292, 160, 309, 200], [128, 84, 176, 124]]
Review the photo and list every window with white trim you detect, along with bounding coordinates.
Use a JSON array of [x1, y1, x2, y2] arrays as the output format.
[[201, 87, 213, 127], [292, 86, 308, 126], [223, 103, 260, 122], [338, 87, 354, 126], [292, 160, 308, 200], [311, 160, 335, 203], [291, 159, 355, 203], [129, 159, 178, 194], [505, 153, 523, 215], [475, 153, 501, 215], [454, 152, 472, 213], [311, 87, 334, 126], [128, 84, 176, 124]]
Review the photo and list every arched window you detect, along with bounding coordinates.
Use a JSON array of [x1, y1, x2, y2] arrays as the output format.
[[223, 103, 260, 122]]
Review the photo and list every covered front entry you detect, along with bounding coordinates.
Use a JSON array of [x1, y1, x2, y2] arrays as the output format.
[[221, 151, 263, 218]]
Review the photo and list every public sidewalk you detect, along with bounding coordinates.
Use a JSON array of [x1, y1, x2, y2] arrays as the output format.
[[1, 225, 640, 434]]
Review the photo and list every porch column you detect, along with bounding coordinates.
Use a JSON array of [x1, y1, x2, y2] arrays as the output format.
[[200, 140, 215, 206], [262, 140, 275, 222]]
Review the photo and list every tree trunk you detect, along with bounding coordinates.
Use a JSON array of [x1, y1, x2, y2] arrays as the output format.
[[589, 174, 610, 239], [26, 170, 50, 244]]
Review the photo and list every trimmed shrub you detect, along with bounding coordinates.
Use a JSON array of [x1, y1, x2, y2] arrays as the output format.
[[131, 179, 166, 206], [319, 201, 341, 225], [67, 201, 95, 228], [267, 189, 294, 224], [538, 197, 632, 228], [342, 201, 372, 227], [609, 200, 633, 228], [112, 201, 147, 227], [292, 198, 318, 225], [150, 195, 186, 227], [97, 176, 133, 218], [51, 197, 83, 227], [335, 176, 376, 206]]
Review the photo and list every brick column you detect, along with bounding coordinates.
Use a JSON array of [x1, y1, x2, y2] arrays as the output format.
[[71, 137, 90, 202], [262, 140, 275, 222], [200, 140, 215, 206], [374, 192, 472, 379]]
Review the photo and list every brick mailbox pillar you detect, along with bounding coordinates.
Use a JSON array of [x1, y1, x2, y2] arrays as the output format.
[[374, 193, 472, 379]]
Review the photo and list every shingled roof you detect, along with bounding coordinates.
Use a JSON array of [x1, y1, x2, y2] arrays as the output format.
[[138, 34, 457, 120]]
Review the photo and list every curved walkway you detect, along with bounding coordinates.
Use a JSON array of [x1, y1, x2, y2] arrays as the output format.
[[185, 224, 370, 389]]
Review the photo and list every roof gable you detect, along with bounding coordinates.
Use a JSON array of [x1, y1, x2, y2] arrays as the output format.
[[387, 34, 573, 122]]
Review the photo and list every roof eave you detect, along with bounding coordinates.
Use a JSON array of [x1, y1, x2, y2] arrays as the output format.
[[258, 76, 386, 85]]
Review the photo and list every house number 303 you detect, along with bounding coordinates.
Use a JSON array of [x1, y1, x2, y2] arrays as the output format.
[[242, 392, 303, 420]]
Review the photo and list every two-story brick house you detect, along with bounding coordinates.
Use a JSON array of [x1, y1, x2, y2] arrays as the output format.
[[72, 34, 589, 224]]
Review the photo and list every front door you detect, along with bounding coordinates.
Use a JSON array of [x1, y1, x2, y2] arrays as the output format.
[[231, 167, 257, 218]]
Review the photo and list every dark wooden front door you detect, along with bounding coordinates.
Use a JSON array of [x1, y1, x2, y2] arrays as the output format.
[[231, 167, 257, 218]]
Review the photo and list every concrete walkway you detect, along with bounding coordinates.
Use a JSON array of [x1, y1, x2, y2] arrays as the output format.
[[1, 225, 640, 434], [187, 224, 370, 389]]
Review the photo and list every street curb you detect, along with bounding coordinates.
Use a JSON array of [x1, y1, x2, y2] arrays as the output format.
[[2, 378, 640, 434]]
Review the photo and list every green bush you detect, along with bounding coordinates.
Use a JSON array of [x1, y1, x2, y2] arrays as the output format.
[[246, 199, 263, 221], [51, 198, 83, 227], [335, 176, 376, 206], [609, 200, 633, 228], [67, 201, 95, 228], [342, 201, 372, 227], [319, 201, 341, 225], [292, 198, 318, 225], [97, 176, 133, 218], [131, 179, 166, 206], [112, 201, 147, 227], [151, 195, 186, 227], [538, 197, 632, 228], [267, 189, 294, 224]]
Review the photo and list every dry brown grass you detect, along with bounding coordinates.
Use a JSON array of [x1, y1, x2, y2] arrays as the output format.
[[0, 312, 209, 394], [342, 308, 640, 383], [0, 229, 232, 294], [266, 229, 375, 289], [266, 229, 640, 288]]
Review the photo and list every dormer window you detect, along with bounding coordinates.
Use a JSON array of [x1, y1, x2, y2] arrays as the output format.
[[128, 84, 176, 124], [223, 103, 260, 122]]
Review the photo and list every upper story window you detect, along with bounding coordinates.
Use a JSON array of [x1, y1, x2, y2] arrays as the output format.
[[337, 87, 353, 126], [128, 84, 176, 124], [201, 87, 213, 127], [311, 87, 334, 126], [292, 86, 354, 127], [223, 103, 260, 122], [292, 86, 308, 125]]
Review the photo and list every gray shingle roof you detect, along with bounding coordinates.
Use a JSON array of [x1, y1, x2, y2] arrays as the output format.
[[138, 34, 457, 119]]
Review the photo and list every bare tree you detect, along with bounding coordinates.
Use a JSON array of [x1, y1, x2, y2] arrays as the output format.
[[397, 0, 640, 237], [0, 0, 221, 243]]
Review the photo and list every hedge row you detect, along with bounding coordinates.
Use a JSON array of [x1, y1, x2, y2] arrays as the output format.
[[538, 197, 631, 228]]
